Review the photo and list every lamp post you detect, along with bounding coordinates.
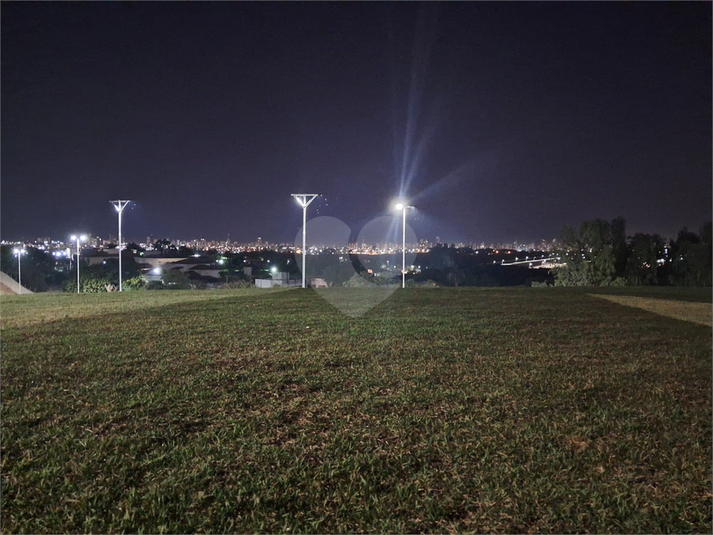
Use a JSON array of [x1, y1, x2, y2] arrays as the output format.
[[110, 200, 131, 291], [291, 194, 320, 288], [13, 248, 25, 294], [394, 202, 414, 289], [70, 234, 88, 293]]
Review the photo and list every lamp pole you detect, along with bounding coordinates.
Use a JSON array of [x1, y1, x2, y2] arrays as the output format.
[[394, 202, 414, 289], [110, 200, 131, 291], [402, 206, 406, 288], [13, 248, 25, 293], [291, 194, 320, 288], [71, 235, 87, 293]]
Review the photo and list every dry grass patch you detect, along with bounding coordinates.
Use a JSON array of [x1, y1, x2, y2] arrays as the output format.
[[590, 294, 712, 326]]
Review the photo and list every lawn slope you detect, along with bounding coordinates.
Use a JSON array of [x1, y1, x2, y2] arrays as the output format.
[[1, 288, 710, 533]]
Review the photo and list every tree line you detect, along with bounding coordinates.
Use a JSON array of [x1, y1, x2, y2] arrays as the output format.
[[553, 218, 711, 287]]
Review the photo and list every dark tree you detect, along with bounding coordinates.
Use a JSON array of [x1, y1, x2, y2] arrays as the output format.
[[153, 239, 171, 253], [669, 224, 712, 286], [0, 245, 67, 292], [626, 233, 665, 285], [126, 242, 145, 254], [611, 216, 628, 278], [553, 217, 627, 286]]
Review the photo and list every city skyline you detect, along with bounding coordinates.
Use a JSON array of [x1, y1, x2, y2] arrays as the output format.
[[1, 231, 557, 254], [2, 3, 711, 244]]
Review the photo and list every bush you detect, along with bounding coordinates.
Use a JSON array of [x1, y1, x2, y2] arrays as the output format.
[[145, 280, 165, 290], [190, 280, 207, 290], [343, 273, 376, 287], [123, 276, 146, 291], [223, 280, 254, 289], [63, 278, 114, 293], [162, 270, 192, 290], [531, 281, 551, 288], [373, 273, 399, 286]]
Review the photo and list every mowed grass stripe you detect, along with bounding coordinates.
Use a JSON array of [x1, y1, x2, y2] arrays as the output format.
[[1, 288, 710, 533]]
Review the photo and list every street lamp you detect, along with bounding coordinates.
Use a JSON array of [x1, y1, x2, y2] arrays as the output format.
[[70, 234, 88, 293], [291, 193, 320, 288], [393, 201, 414, 289], [110, 200, 131, 291], [13, 248, 25, 294]]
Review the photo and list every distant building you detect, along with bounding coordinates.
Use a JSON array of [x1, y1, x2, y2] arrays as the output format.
[[255, 271, 300, 288], [137, 255, 192, 269]]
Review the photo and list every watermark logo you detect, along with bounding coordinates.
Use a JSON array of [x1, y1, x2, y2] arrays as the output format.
[[294, 216, 417, 317]]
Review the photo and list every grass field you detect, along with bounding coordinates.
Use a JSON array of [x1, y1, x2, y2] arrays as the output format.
[[1, 287, 711, 533]]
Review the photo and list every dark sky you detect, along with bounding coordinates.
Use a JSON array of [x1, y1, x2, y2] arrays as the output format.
[[2, 1, 711, 245]]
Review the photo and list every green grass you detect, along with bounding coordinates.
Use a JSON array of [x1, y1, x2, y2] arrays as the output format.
[[1, 287, 711, 533]]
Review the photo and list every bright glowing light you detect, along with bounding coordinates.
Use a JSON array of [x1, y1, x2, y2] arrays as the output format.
[[394, 202, 404, 211], [152, 267, 161, 275], [70, 235, 77, 241], [271, 266, 277, 273]]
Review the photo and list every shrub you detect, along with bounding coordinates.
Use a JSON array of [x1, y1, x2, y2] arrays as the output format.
[[343, 273, 375, 287], [63, 278, 114, 293], [123, 276, 146, 291], [190, 280, 207, 290], [162, 270, 192, 290], [223, 280, 254, 289]]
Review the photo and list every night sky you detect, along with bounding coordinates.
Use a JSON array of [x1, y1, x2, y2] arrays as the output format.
[[2, 2, 711, 245]]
